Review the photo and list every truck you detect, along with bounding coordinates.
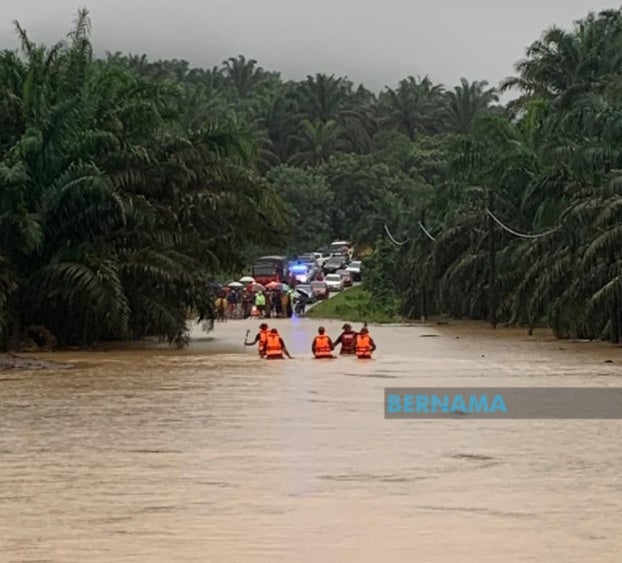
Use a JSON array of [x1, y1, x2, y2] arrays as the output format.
[[328, 240, 353, 259], [251, 256, 289, 285]]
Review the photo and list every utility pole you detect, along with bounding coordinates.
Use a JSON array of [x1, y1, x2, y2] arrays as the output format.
[[488, 190, 497, 329], [609, 247, 619, 344], [420, 208, 428, 322]]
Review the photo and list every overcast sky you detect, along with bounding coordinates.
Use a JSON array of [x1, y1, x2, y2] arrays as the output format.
[[0, 0, 616, 93]]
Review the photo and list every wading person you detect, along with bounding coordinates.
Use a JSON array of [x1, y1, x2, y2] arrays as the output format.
[[245, 323, 270, 357], [312, 326, 334, 358], [355, 326, 376, 359], [333, 323, 357, 354], [264, 328, 292, 360]]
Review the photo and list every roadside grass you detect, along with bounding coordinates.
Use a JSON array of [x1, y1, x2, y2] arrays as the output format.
[[306, 285, 400, 323]]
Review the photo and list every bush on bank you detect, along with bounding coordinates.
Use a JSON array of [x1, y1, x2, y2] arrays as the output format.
[[306, 286, 400, 323]]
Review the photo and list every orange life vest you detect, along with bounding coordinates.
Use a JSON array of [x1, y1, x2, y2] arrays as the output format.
[[259, 328, 268, 350], [265, 332, 284, 358], [355, 334, 372, 358], [313, 334, 332, 358]]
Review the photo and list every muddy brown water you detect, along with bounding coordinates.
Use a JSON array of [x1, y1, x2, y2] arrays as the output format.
[[1, 319, 621, 562]]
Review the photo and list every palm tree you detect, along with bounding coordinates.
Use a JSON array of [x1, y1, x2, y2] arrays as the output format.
[[445, 78, 499, 134], [222, 55, 269, 98], [0, 11, 288, 348], [501, 9, 622, 112], [295, 74, 374, 154], [378, 76, 448, 138], [288, 119, 346, 166]]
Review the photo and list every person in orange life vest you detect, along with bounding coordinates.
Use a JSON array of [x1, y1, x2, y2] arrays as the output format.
[[312, 326, 335, 358], [355, 326, 376, 359], [333, 323, 357, 354], [264, 328, 292, 360], [245, 323, 269, 357]]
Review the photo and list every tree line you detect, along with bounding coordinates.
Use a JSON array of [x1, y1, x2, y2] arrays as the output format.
[[1, 7, 621, 347]]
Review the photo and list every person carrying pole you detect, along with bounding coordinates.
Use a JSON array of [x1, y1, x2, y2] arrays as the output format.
[[245, 323, 270, 357]]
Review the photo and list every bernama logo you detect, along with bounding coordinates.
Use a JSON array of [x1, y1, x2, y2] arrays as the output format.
[[387, 393, 507, 414]]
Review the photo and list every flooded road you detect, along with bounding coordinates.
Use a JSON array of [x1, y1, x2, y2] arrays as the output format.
[[1, 318, 621, 562]]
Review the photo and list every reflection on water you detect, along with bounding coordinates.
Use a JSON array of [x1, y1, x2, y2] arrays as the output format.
[[1, 319, 621, 562]]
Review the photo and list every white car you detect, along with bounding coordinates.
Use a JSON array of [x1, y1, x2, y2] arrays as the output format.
[[312, 252, 328, 266], [324, 273, 344, 292]]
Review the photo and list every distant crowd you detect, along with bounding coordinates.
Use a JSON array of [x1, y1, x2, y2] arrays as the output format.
[[215, 286, 306, 321]]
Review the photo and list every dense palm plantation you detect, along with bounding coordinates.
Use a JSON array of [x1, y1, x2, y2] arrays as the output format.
[[0, 11, 287, 348], [392, 8, 622, 342], [1, 7, 621, 348]]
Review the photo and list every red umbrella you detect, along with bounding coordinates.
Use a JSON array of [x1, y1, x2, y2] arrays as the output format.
[[265, 281, 280, 290]]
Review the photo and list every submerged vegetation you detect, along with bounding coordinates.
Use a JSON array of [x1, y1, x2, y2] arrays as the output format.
[[2, 7, 622, 347]]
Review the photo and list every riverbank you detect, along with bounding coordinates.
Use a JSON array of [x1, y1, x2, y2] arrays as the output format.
[[306, 285, 399, 323], [0, 353, 72, 370], [306, 286, 622, 359]]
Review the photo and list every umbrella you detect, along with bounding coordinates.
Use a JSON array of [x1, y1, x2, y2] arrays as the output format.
[[266, 282, 291, 292], [239, 276, 255, 283], [228, 281, 243, 288], [250, 283, 266, 292]]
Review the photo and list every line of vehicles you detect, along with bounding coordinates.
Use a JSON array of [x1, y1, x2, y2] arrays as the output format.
[[251, 240, 363, 302]]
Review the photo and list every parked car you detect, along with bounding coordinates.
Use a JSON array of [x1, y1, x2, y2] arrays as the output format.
[[310, 280, 329, 300], [346, 260, 362, 281], [312, 252, 328, 266], [325, 273, 345, 292], [287, 263, 308, 283], [298, 253, 317, 265], [294, 288, 315, 307], [295, 285, 315, 302], [336, 269, 353, 287], [323, 255, 347, 274]]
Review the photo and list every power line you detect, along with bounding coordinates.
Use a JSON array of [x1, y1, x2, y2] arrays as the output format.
[[385, 207, 559, 246], [384, 225, 408, 246], [418, 221, 437, 241], [484, 207, 562, 239]]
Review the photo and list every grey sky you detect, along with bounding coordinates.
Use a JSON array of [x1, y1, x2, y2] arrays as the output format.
[[0, 0, 616, 93]]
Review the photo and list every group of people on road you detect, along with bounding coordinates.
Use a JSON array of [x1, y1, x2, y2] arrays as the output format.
[[245, 322, 376, 360], [216, 288, 299, 321], [254, 290, 297, 319]]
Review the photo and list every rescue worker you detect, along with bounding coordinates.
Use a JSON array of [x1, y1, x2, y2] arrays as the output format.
[[264, 328, 292, 360], [312, 326, 334, 358], [333, 323, 357, 354], [245, 323, 270, 357], [355, 326, 376, 359]]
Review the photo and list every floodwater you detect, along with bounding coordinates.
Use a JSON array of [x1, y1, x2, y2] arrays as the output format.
[[1, 318, 621, 562]]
